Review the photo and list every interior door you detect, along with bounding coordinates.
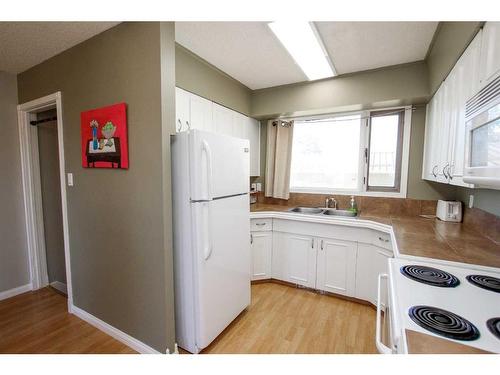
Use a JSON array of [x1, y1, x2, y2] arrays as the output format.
[[316, 237, 357, 296], [189, 130, 249, 200], [192, 194, 250, 350]]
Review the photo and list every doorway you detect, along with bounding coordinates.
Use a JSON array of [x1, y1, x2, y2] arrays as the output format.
[[17, 92, 73, 311]]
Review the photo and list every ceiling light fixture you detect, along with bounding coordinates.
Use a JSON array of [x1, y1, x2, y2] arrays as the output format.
[[268, 21, 336, 81]]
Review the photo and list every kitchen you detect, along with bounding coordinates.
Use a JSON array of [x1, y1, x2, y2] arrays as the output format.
[[1, 11, 499, 373], [171, 21, 500, 355]]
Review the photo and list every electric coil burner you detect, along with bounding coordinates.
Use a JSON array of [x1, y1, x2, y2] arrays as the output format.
[[400, 265, 460, 287], [487, 318, 500, 340], [409, 305, 480, 341], [466, 275, 500, 293]]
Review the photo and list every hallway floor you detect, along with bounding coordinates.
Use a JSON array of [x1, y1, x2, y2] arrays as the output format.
[[0, 287, 136, 354]]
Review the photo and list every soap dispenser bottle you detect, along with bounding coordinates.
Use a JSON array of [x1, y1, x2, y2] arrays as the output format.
[[349, 195, 358, 215]]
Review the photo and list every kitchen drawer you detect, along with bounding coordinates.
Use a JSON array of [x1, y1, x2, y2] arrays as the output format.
[[251, 218, 272, 232], [372, 231, 392, 251]]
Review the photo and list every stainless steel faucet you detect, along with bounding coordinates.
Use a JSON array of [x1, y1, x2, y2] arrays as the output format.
[[325, 197, 337, 209]]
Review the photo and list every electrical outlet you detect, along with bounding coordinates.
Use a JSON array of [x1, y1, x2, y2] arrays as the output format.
[[468, 194, 474, 208], [256, 182, 262, 191], [67, 173, 73, 187]]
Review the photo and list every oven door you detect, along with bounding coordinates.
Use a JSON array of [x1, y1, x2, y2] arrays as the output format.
[[376, 274, 397, 354], [464, 99, 500, 188]]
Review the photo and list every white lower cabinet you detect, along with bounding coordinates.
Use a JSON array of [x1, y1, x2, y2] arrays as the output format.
[[250, 218, 394, 303], [354, 243, 393, 306], [250, 231, 272, 280], [316, 238, 357, 296], [272, 232, 316, 288]]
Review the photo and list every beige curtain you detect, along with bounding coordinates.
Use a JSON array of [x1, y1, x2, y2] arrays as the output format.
[[265, 119, 294, 199]]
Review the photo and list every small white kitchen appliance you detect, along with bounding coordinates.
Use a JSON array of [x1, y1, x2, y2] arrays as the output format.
[[436, 200, 462, 222]]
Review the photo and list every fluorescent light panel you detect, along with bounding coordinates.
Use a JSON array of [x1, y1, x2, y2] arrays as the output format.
[[268, 21, 335, 81]]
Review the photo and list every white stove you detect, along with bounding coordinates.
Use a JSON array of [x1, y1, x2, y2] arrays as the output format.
[[384, 258, 500, 354]]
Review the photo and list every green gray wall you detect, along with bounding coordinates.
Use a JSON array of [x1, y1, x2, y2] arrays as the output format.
[[37, 109, 66, 284], [17, 22, 176, 352], [250, 62, 430, 119], [0, 71, 30, 294], [175, 44, 252, 115], [426, 22, 482, 95]]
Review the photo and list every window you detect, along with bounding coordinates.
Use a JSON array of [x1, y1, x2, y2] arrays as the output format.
[[367, 110, 404, 192], [289, 107, 409, 197]]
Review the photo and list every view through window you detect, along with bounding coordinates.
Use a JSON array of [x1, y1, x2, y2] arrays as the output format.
[[289, 109, 406, 195]]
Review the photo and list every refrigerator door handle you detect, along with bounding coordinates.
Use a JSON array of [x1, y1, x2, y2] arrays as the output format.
[[203, 202, 213, 261], [202, 140, 213, 201]]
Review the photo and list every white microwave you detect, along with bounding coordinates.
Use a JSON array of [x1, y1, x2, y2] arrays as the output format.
[[464, 76, 500, 189]]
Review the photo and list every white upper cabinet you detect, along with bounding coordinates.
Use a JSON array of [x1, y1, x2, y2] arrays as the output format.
[[423, 30, 483, 187], [479, 22, 500, 88], [176, 88, 261, 176], [175, 87, 190, 133], [248, 118, 260, 177], [190, 94, 214, 132], [212, 102, 234, 136], [315, 238, 357, 296]]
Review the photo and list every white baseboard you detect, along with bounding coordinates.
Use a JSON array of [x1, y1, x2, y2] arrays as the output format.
[[50, 281, 67, 295], [70, 304, 161, 354], [0, 283, 32, 301]]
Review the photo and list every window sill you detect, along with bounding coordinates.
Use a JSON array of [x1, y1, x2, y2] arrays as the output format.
[[290, 187, 407, 199]]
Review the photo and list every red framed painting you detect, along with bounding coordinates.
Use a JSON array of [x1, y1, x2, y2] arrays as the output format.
[[80, 103, 128, 169]]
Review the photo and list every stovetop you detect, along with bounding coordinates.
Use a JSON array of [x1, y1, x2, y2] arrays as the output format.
[[389, 258, 500, 353]]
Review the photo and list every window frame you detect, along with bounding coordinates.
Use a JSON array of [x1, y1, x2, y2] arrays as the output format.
[[289, 106, 412, 198], [366, 108, 405, 193]]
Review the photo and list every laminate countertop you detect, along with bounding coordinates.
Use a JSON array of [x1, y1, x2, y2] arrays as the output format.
[[250, 203, 500, 271]]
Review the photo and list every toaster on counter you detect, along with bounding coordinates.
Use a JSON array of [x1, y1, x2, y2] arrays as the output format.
[[436, 200, 462, 222]]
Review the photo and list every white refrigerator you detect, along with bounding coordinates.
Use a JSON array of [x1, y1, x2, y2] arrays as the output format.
[[171, 129, 251, 353]]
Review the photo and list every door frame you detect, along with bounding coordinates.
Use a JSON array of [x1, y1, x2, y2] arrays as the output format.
[[17, 91, 73, 311]]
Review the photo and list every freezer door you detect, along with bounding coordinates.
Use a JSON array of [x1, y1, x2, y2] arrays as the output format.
[[191, 194, 251, 350], [189, 130, 249, 201]]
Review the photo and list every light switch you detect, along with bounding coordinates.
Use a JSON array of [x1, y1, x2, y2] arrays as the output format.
[[67, 173, 74, 186]]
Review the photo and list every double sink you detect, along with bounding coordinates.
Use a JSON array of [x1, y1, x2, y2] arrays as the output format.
[[288, 207, 357, 217]]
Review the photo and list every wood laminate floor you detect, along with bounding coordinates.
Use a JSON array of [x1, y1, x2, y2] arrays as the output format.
[[0, 287, 136, 354], [1, 283, 376, 354], [202, 282, 378, 354]]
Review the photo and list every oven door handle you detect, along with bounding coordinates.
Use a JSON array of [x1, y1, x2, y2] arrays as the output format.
[[376, 273, 393, 354]]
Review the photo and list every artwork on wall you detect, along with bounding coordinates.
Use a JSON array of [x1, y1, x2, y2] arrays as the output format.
[[80, 103, 128, 169]]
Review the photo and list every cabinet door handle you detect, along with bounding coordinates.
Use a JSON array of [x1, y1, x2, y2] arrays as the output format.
[[448, 164, 454, 180], [255, 223, 266, 226], [177, 119, 182, 132], [443, 163, 450, 179], [432, 165, 438, 178], [250, 233, 253, 244], [378, 236, 389, 243], [321, 240, 324, 250], [186, 120, 191, 130], [311, 238, 314, 248]]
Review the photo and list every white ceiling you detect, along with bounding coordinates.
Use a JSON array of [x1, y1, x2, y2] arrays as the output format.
[[0, 22, 119, 74], [316, 22, 438, 75], [175, 21, 438, 90], [175, 22, 307, 90]]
